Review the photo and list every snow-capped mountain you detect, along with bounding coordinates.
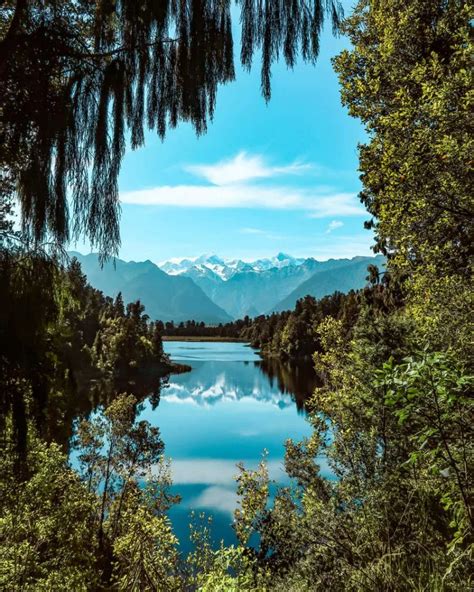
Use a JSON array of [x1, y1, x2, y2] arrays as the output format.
[[251, 253, 306, 271], [72, 250, 385, 322], [158, 253, 385, 318], [158, 252, 306, 280]]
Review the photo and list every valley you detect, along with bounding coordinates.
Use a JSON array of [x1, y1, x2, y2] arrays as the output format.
[[71, 251, 385, 322]]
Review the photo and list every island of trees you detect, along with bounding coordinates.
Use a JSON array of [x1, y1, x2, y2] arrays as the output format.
[[1, 0, 472, 590]]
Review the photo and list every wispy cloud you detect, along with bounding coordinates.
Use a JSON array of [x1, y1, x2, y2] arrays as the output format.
[[239, 227, 285, 240], [120, 152, 365, 218], [240, 227, 267, 235], [122, 185, 363, 216], [185, 151, 310, 185], [326, 220, 344, 233], [305, 233, 376, 260]]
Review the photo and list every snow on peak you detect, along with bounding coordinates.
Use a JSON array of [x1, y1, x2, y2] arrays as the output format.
[[158, 254, 307, 280]]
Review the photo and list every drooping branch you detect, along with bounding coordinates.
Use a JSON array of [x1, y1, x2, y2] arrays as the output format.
[[0, 0, 343, 258]]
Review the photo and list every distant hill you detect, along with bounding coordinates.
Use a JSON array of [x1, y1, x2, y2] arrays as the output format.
[[69, 252, 232, 323], [71, 252, 385, 322], [173, 254, 385, 318], [197, 260, 320, 318], [272, 255, 386, 312]]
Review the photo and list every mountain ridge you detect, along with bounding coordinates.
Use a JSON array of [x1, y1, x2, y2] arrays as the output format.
[[69, 252, 232, 324], [167, 253, 385, 318], [272, 255, 386, 312], [70, 251, 385, 322]]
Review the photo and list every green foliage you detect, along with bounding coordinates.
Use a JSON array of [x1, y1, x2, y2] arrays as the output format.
[[1, 0, 342, 256], [112, 507, 180, 591], [0, 394, 183, 591], [242, 291, 362, 360], [233, 344, 473, 590], [333, 0, 473, 278], [235, 455, 270, 546], [75, 393, 169, 543], [186, 511, 271, 591], [379, 352, 473, 552], [0, 250, 171, 453], [0, 433, 98, 591], [196, 545, 270, 591]]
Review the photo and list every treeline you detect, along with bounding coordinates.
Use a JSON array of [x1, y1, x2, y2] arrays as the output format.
[[0, 249, 177, 455], [160, 268, 394, 362], [159, 293, 358, 358], [242, 291, 360, 358], [158, 317, 251, 339]]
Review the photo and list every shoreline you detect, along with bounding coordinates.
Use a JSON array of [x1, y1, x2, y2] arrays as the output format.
[[162, 336, 248, 343], [168, 361, 192, 374]]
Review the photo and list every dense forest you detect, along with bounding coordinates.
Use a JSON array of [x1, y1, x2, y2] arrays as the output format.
[[0, 243, 185, 450], [159, 265, 398, 362], [159, 288, 366, 359], [1, 0, 473, 591]]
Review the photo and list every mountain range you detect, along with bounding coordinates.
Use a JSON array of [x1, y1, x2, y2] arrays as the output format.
[[69, 252, 232, 324], [70, 251, 385, 323]]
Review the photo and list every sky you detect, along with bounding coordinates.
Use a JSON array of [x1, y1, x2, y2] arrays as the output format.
[[77, 3, 373, 263]]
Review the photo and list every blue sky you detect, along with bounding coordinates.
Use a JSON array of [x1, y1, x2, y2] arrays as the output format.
[[77, 3, 373, 263]]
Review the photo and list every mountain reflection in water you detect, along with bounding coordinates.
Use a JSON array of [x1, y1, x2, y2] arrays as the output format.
[[136, 341, 324, 552], [70, 341, 323, 553], [161, 358, 317, 411]]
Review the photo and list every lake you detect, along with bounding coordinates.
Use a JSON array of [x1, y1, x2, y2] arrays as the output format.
[[135, 341, 324, 552], [69, 340, 325, 552]]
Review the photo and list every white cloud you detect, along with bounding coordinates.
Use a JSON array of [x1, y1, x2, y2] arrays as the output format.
[[326, 220, 344, 233], [121, 185, 364, 217], [239, 227, 285, 240], [185, 151, 310, 186], [121, 152, 365, 218]]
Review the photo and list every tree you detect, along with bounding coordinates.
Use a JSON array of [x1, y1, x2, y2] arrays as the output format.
[[333, 0, 473, 278], [379, 352, 474, 548], [0, 434, 98, 590], [333, 0, 473, 361], [75, 393, 181, 587], [1, 0, 342, 257], [75, 394, 166, 544], [112, 507, 181, 592]]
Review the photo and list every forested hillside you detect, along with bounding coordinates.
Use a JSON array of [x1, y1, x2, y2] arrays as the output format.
[[160, 290, 362, 360], [0, 247, 184, 454], [71, 252, 233, 323], [272, 256, 385, 312]]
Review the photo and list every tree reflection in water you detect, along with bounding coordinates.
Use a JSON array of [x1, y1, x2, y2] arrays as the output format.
[[255, 358, 319, 412]]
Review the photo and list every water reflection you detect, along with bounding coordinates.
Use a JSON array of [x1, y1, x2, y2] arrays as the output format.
[[161, 343, 319, 412], [256, 358, 320, 411], [50, 371, 165, 450], [161, 360, 306, 410], [68, 341, 320, 552], [140, 341, 320, 551]]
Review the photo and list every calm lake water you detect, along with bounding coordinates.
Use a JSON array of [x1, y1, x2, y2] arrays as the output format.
[[70, 341, 326, 552], [136, 341, 324, 552]]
